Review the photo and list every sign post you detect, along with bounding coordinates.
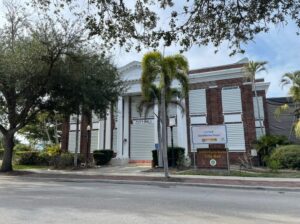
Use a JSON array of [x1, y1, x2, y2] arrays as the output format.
[[191, 143, 197, 170], [226, 146, 230, 174], [168, 117, 177, 168]]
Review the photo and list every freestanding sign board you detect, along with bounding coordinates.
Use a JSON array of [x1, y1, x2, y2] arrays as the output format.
[[191, 125, 227, 145], [191, 125, 230, 173]]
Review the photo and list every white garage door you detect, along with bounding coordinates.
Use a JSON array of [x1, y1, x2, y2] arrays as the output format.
[[90, 130, 99, 151], [130, 119, 154, 160], [112, 129, 118, 152], [226, 123, 246, 151], [68, 131, 80, 153]]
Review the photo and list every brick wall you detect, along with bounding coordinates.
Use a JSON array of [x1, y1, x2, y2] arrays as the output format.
[[241, 83, 256, 152], [188, 78, 263, 165]]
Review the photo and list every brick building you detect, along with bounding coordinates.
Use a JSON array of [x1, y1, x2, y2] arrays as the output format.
[[66, 58, 270, 167]]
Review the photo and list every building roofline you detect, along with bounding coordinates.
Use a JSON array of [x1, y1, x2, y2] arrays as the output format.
[[189, 63, 246, 75]]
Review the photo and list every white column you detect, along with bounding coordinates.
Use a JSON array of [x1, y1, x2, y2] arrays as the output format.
[[116, 97, 123, 158], [154, 103, 159, 145], [105, 110, 112, 149], [177, 100, 188, 155], [97, 121, 101, 150], [99, 119, 105, 149], [123, 96, 130, 159]]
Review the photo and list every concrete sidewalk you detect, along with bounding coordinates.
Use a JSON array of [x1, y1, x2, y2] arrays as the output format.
[[3, 165, 300, 191]]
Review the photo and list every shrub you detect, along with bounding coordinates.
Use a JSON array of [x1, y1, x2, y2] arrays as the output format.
[[267, 159, 281, 172], [254, 135, 290, 164], [45, 144, 61, 156], [16, 151, 40, 165], [93, 150, 113, 165], [38, 152, 51, 166], [152, 150, 158, 167], [152, 147, 185, 168], [14, 144, 33, 152], [52, 153, 74, 169], [167, 147, 185, 167], [269, 145, 300, 169]]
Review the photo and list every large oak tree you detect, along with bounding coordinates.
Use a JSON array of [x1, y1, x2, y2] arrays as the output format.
[[0, 2, 123, 172], [33, 0, 300, 54]]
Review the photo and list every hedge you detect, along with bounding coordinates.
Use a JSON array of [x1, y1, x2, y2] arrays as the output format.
[[93, 150, 114, 165], [15, 151, 42, 165], [14, 144, 33, 152], [15, 150, 84, 168], [269, 145, 300, 169], [152, 147, 185, 167]]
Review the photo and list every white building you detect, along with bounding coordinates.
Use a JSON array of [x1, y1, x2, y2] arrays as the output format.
[[68, 58, 270, 166]]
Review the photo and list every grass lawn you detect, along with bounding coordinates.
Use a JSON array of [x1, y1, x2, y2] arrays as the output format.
[[177, 169, 300, 178], [13, 164, 49, 170]]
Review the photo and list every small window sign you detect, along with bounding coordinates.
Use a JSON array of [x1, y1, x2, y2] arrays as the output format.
[[169, 117, 177, 127]]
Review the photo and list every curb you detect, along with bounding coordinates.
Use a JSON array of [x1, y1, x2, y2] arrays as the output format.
[[10, 175, 300, 192]]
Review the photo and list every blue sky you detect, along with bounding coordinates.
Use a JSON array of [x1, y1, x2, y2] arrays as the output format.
[[113, 20, 300, 98]]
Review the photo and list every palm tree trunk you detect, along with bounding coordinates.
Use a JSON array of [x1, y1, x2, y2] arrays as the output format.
[[253, 81, 264, 136], [161, 87, 169, 178], [157, 104, 163, 167]]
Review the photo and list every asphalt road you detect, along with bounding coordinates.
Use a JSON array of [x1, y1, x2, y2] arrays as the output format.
[[0, 176, 299, 224]]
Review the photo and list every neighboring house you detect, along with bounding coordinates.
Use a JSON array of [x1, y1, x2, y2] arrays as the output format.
[[66, 58, 270, 166], [266, 97, 300, 144]]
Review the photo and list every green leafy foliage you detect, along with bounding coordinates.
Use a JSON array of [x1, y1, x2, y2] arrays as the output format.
[[33, 1, 300, 55], [52, 153, 74, 169], [45, 144, 61, 157], [0, 3, 123, 172], [152, 147, 185, 168], [19, 112, 63, 145], [267, 159, 281, 172], [13, 144, 33, 152], [141, 51, 189, 173], [276, 71, 300, 138], [15, 151, 41, 165], [167, 147, 185, 168], [269, 145, 300, 169], [254, 135, 290, 163], [93, 150, 114, 165]]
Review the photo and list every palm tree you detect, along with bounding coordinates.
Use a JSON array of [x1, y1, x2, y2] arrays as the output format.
[[140, 51, 189, 178], [245, 61, 267, 136], [275, 71, 300, 138]]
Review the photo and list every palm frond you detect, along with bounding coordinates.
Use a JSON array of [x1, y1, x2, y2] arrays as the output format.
[[281, 71, 300, 87], [137, 99, 155, 118], [244, 60, 267, 81], [294, 120, 300, 138], [274, 103, 289, 120], [168, 99, 185, 114]]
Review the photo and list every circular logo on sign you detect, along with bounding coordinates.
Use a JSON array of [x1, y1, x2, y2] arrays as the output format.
[[210, 159, 217, 167]]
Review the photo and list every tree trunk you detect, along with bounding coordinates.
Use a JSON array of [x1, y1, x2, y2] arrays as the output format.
[[161, 87, 169, 178], [61, 115, 70, 153], [157, 104, 163, 167], [74, 112, 80, 167], [1, 132, 15, 172], [253, 81, 264, 136]]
